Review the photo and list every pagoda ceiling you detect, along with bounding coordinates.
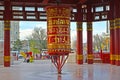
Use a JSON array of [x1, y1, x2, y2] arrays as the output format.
[[0, 0, 111, 21], [0, 0, 111, 6]]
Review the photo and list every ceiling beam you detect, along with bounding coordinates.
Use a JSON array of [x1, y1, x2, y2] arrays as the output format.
[[42, 0, 49, 5], [79, 0, 87, 4]]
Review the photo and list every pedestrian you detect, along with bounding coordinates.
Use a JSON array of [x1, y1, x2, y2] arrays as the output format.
[[26, 54, 30, 63]]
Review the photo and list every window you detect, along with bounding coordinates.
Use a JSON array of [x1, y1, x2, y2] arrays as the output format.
[[25, 7, 35, 11], [95, 6, 104, 12]]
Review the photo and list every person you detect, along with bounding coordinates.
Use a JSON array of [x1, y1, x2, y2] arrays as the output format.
[[26, 54, 30, 63], [26, 57, 29, 63], [30, 56, 34, 63]]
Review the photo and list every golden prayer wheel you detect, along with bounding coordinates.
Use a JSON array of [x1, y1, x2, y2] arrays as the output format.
[[46, 6, 71, 55]]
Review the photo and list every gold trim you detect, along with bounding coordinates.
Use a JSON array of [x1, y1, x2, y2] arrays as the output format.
[[48, 49, 71, 52], [4, 56, 10, 62], [87, 54, 93, 59], [48, 45, 71, 49], [110, 27, 114, 30], [109, 20, 115, 30], [4, 24, 10, 27], [115, 55, 120, 61], [87, 29, 92, 31], [48, 25, 69, 28], [87, 22, 92, 31], [115, 18, 120, 21], [48, 34, 70, 36], [77, 54, 83, 60], [47, 18, 70, 25], [87, 22, 92, 26], [77, 29, 83, 31], [115, 18, 120, 29], [4, 20, 10, 23], [77, 22, 82, 24], [110, 54, 116, 60], [48, 44, 70, 46], [48, 16, 70, 18], [4, 28, 10, 30], [115, 26, 120, 29], [77, 22, 83, 31], [4, 20, 10, 28]]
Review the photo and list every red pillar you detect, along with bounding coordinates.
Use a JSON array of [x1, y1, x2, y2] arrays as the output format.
[[87, 22, 93, 64], [76, 22, 83, 64], [76, 4, 83, 64], [4, 0, 11, 67], [109, 0, 116, 65], [86, 4, 93, 64], [115, 19, 120, 66], [110, 20, 115, 65], [114, 0, 120, 66]]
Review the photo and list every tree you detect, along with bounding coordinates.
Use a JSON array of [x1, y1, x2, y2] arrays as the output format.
[[27, 27, 47, 54], [93, 33, 110, 52], [12, 39, 22, 52], [93, 34, 103, 51]]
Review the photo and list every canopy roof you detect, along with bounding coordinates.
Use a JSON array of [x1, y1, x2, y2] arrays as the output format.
[[0, 0, 111, 21], [0, 0, 110, 6]]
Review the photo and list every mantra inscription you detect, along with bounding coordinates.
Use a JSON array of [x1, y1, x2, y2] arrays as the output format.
[[46, 6, 71, 55]]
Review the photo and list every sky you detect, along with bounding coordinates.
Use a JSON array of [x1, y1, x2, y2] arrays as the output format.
[[20, 21, 107, 43]]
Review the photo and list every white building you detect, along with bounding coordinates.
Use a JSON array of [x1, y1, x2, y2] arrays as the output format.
[[0, 21, 19, 49], [0, 21, 19, 41]]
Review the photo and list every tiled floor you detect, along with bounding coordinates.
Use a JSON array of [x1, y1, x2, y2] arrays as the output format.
[[0, 60, 120, 80]]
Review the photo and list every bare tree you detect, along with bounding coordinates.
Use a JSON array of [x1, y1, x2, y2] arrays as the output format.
[[93, 33, 110, 52], [12, 39, 22, 53], [27, 27, 47, 53]]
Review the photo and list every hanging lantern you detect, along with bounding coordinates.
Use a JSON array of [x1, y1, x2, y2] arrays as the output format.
[[46, 6, 71, 55]]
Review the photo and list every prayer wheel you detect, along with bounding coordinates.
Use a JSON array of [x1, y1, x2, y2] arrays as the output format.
[[46, 6, 71, 55]]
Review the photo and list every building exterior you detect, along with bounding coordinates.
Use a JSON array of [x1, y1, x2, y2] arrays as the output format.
[[0, 21, 19, 53], [0, 21, 19, 49], [0, 21, 19, 41], [11, 21, 20, 41]]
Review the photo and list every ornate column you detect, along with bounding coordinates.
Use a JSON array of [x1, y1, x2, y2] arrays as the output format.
[[115, 19, 120, 66], [115, 18, 120, 66], [87, 4, 93, 64], [76, 22, 83, 64], [109, 0, 116, 65], [110, 20, 115, 65], [76, 4, 83, 64], [87, 22, 93, 64], [114, 0, 120, 66], [4, 0, 11, 67]]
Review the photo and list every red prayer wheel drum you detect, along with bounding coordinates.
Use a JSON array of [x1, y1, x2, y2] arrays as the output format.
[[46, 6, 71, 55]]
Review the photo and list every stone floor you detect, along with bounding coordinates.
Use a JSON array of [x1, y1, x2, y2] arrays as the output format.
[[0, 60, 120, 80]]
